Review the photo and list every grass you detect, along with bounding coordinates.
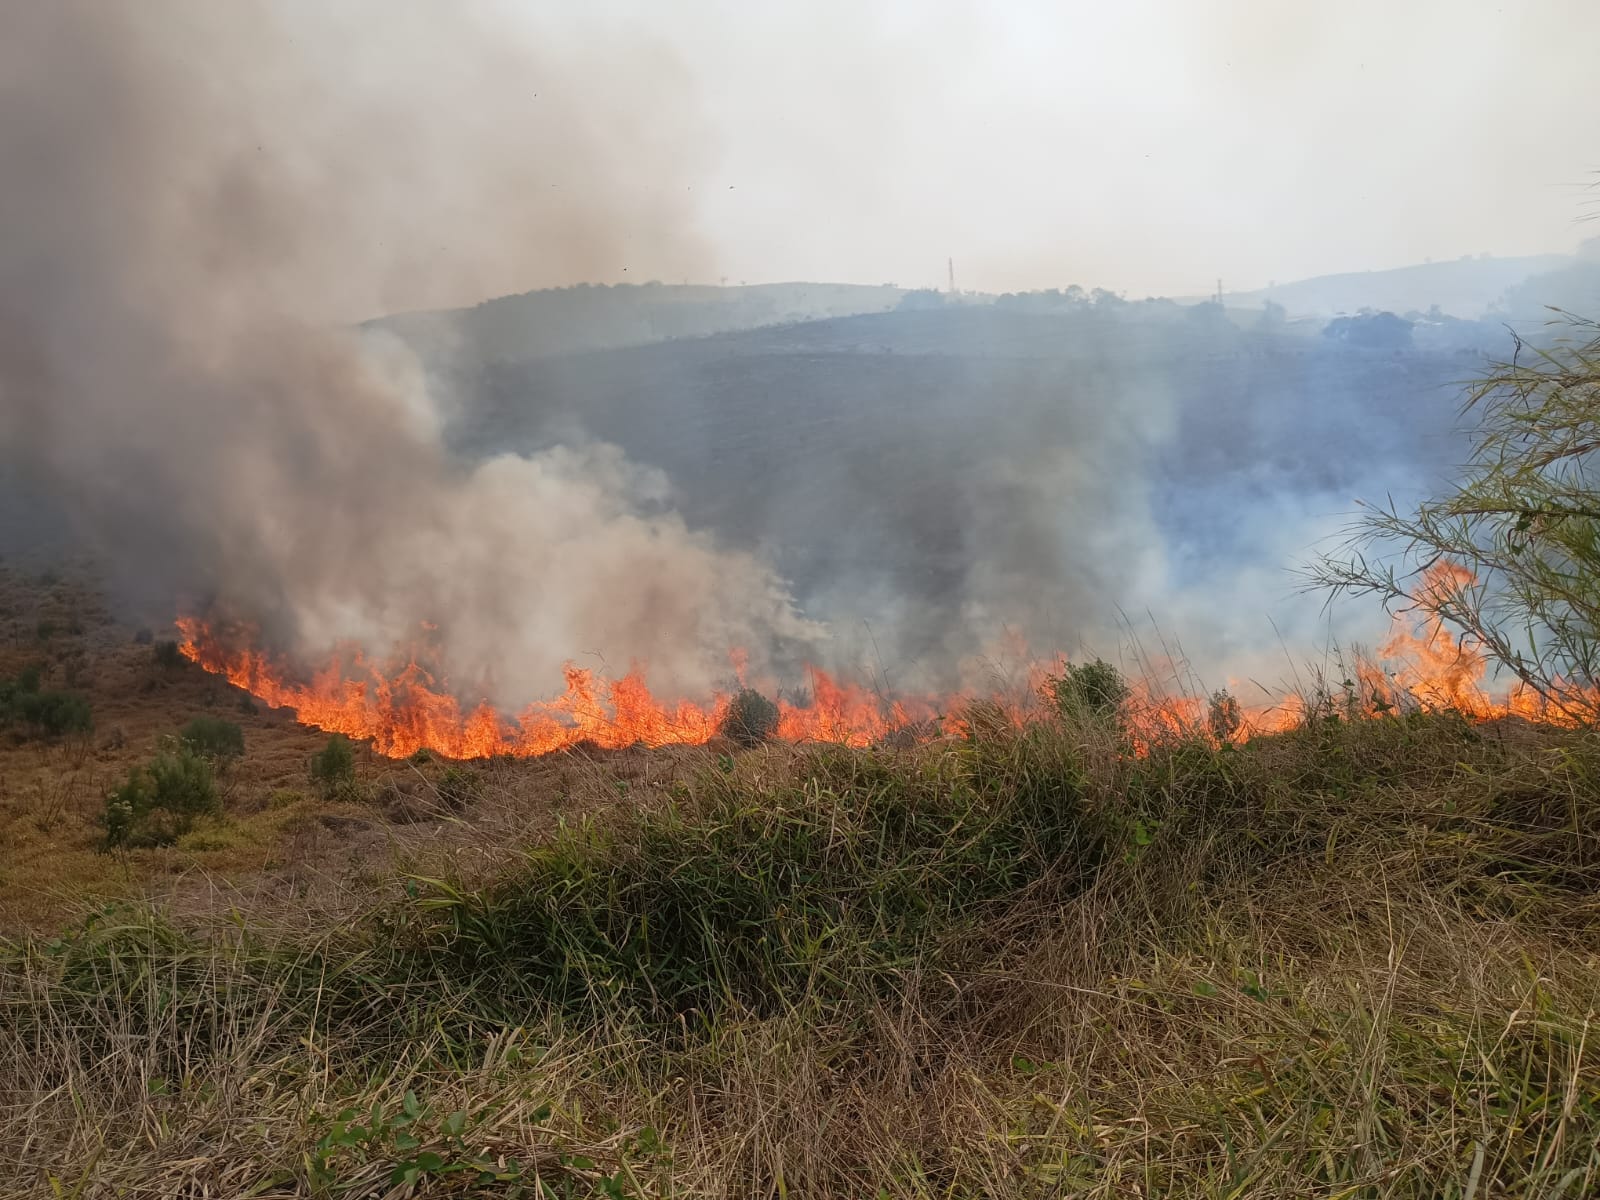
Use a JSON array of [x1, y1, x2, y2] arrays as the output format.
[[4, 707, 1599, 1196]]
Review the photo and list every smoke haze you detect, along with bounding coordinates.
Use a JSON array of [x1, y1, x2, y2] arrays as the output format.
[[0, 2, 824, 704], [0, 2, 1591, 719]]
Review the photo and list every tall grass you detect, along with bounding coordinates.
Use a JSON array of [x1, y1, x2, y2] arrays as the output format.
[[4, 711, 1599, 1196]]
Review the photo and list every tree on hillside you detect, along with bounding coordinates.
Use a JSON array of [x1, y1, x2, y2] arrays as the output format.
[[1313, 313, 1600, 719]]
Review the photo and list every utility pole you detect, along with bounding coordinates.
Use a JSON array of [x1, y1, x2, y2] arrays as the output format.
[[948, 258, 956, 295], [1215, 277, 1223, 304]]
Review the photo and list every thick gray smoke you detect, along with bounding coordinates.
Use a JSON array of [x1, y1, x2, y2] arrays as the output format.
[[0, 3, 824, 704]]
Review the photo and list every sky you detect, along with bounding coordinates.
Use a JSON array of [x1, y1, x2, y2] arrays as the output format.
[[496, 0, 1600, 303]]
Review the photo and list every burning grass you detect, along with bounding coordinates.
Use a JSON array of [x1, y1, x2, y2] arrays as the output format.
[[5, 709, 1600, 1196]]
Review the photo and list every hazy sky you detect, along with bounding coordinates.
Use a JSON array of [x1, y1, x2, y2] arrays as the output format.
[[493, 0, 1598, 302]]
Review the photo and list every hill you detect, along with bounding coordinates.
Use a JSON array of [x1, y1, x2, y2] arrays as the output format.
[[370, 280, 914, 367], [436, 302, 1503, 678], [1218, 253, 1573, 319]]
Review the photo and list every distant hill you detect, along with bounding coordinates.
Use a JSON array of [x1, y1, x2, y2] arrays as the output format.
[[369, 281, 914, 367], [1219, 254, 1574, 320]]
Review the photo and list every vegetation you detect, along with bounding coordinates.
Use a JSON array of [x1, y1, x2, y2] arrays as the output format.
[[310, 732, 358, 798], [718, 687, 779, 748], [0, 664, 92, 740], [1045, 657, 1129, 721], [151, 638, 184, 670], [434, 764, 483, 810], [102, 743, 219, 848], [1316, 313, 1600, 718], [179, 715, 246, 762], [9, 706, 1600, 1195]]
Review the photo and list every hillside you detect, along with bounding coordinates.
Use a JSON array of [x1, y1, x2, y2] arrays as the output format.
[[436, 303, 1503, 676], [371, 281, 913, 368], [1219, 253, 1573, 319]]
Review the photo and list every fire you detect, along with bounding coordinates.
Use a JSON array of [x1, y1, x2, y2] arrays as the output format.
[[174, 617, 945, 759], [174, 562, 1597, 762]]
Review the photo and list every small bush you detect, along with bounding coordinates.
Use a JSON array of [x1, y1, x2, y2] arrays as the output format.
[[103, 746, 219, 848], [35, 618, 58, 642], [720, 687, 780, 748], [310, 734, 357, 798], [2, 668, 92, 739], [1046, 658, 1129, 720], [237, 693, 258, 715], [180, 716, 245, 762], [0, 663, 43, 702], [152, 640, 183, 670], [133, 628, 154, 645], [1207, 689, 1243, 743]]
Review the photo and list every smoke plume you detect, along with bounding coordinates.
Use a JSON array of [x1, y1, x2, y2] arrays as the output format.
[[0, 2, 824, 704]]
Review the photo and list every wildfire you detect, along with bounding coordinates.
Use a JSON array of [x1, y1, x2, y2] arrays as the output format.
[[174, 617, 940, 759], [174, 563, 1597, 762]]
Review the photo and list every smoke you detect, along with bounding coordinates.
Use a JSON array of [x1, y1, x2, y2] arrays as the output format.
[[0, 2, 831, 703]]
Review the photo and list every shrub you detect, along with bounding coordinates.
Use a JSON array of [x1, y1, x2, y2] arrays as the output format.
[[310, 734, 357, 798], [34, 618, 58, 642], [180, 716, 245, 762], [1046, 658, 1129, 720], [0, 663, 42, 703], [103, 746, 219, 848], [133, 628, 154, 645], [2, 667, 92, 740], [1207, 689, 1243, 743], [719, 687, 780, 748], [152, 640, 183, 670]]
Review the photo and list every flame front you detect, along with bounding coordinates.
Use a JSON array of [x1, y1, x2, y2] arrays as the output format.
[[175, 563, 1599, 761], [175, 617, 938, 758]]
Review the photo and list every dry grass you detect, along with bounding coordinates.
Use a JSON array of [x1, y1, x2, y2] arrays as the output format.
[[4, 699, 1599, 1197]]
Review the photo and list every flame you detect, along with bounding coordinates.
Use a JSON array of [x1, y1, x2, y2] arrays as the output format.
[[175, 562, 1598, 762]]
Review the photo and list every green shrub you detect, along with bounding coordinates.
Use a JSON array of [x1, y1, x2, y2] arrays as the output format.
[[1046, 658, 1129, 720], [310, 734, 357, 798], [2, 668, 92, 739], [719, 687, 780, 748], [103, 746, 219, 848], [180, 716, 245, 762], [34, 618, 58, 642], [152, 640, 183, 670], [0, 663, 42, 704]]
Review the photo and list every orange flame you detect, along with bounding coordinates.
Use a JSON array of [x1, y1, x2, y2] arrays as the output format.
[[175, 562, 1597, 761]]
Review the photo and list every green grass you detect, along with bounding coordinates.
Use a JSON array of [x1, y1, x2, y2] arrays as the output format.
[[4, 711, 1599, 1196]]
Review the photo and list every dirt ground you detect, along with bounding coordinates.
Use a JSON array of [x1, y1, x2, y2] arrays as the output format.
[[0, 556, 718, 934]]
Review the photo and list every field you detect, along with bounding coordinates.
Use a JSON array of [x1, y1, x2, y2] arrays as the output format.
[[3, 563, 1599, 1197]]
